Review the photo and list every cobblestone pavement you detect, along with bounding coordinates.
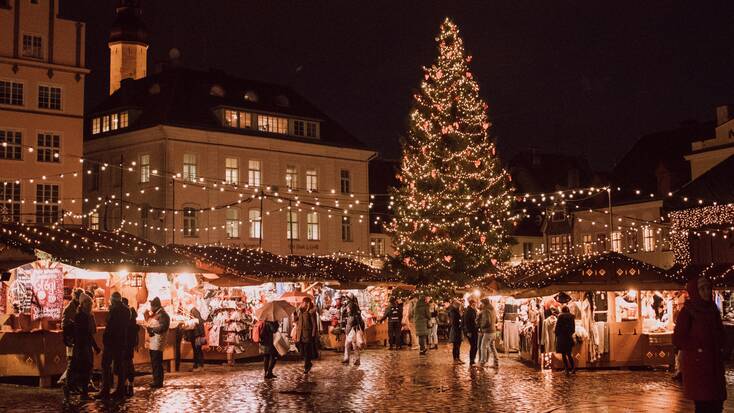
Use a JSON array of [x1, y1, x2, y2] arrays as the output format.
[[2, 345, 734, 413]]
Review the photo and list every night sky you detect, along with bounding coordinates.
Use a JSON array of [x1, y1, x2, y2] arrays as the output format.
[[62, 0, 734, 169]]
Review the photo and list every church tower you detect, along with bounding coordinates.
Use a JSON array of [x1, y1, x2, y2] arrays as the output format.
[[109, 0, 149, 95]]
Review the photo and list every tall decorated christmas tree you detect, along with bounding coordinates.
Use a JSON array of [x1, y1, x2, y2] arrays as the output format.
[[390, 18, 515, 286]]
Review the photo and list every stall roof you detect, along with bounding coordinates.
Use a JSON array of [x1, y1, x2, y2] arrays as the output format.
[[497, 252, 682, 296], [0, 223, 195, 272], [174, 245, 398, 284]]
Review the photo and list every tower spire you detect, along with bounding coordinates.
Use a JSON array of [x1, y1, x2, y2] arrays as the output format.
[[108, 0, 149, 94]]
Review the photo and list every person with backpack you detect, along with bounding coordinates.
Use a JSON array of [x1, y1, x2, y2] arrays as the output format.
[[342, 295, 365, 366]]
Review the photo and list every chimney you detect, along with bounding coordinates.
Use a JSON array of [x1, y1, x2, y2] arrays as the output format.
[[716, 105, 731, 126]]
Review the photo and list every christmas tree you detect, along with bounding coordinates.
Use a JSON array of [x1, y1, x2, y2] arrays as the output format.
[[390, 18, 515, 286]]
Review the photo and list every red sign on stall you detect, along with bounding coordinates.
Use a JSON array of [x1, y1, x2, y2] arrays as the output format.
[[27, 267, 64, 320]]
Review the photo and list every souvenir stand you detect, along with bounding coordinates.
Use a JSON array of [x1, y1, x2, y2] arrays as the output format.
[[499, 252, 683, 370], [0, 223, 196, 386]]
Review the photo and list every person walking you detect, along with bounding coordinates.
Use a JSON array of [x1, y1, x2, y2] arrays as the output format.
[[58, 288, 83, 386], [64, 293, 100, 401], [673, 276, 727, 413], [463, 299, 479, 365], [294, 296, 319, 374], [342, 295, 364, 366], [146, 297, 170, 388], [448, 300, 463, 364], [380, 297, 404, 350], [414, 295, 431, 355], [121, 298, 139, 396], [555, 305, 576, 375], [478, 298, 499, 368], [428, 298, 439, 350], [259, 320, 280, 379], [187, 304, 206, 372], [96, 292, 129, 400]]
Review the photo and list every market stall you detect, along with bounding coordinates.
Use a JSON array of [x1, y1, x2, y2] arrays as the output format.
[[0, 223, 197, 386], [498, 252, 684, 370]]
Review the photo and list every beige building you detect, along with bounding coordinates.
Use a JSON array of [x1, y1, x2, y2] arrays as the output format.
[[83, 2, 375, 256], [686, 105, 734, 180], [0, 0, 87, 224]]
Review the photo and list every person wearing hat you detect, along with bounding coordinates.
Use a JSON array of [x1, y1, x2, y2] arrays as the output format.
[[96, 291, 130, 399], [146, 297, 170, 388]]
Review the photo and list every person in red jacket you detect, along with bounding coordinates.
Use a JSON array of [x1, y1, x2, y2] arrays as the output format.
[[673, 276, 727, 413]]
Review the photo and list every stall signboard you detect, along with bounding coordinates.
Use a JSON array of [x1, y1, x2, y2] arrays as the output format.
[[11, 267, 33, 314], [29, 267, 64, 320]]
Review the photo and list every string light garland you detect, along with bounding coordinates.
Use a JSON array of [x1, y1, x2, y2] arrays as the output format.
[[669, 204, 734, 266]]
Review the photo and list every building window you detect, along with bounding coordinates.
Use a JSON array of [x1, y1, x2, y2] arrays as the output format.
[[522, 242, 533, 260], [183, 154, 197, 182], [307, 212, 319, 240], [92, 118, 101, 134], [183, 207, 198, 237], [642, 226, 655, 252], [285, 165, 298, 189], [38, 85, 62, 110], [596, 233, 607, 252], [140, 154, 151, 183], [225, 157, 239, 184], [306, 122, 317, 138], [0, 80, 23, 106], [611, 231, 622, 252], [257, 115, 288, 134], [248, 160, 261, 187], [550, 235, 569, 255], [371, 238, 385, 257], [287, 210, 298, 240], [0, 130, 22, 160], [224, 110, 239, 127], [249, 209, 262, 239], [293, 120, 305, 136], [22, 34, 42, 59], [225, 208, 239, 239], [37, 133, 60, 163], [582, 234, 593, 255], [306, 169, 318, 191], [89, 211, 100, 230], [36, 184, 59, 224], [110, 113, 119, 131], [120, 111, 129, 128], [240, 112, 252, 128], [341, 216, 352, 242], [102, 115, 110, 132], [626, 232, 639, 253], [340, 169, 351, 194], [0, 182, 21, 223]]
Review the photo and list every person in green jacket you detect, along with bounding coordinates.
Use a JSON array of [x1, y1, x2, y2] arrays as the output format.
[[413, 295, 431, 355]]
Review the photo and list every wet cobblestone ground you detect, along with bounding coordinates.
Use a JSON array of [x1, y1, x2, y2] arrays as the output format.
[[2, 345, 734, 412]]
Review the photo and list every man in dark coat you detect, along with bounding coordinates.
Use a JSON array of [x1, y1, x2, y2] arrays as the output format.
[[59, 288, 83, 385], [65, 293, 99, 401], [448, 300, 463, 364], [380, 297, 404, 350], [555, 305, 576, 374], [121, 297, 139, 396], [463, 299, 479, 365], [673, 276, 727, 413], [96, 292, 129, 399]]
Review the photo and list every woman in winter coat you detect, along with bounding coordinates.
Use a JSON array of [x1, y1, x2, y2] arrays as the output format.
[[447, 300, 463, 364], [294, 297, 319, 374], [478, 298, 499, 368], [673, 276, 726, 413], [413, 296, 431, 355], [555, 305, 576, 375], [260, 320, 280, 379], [65, 294, 99, 401]]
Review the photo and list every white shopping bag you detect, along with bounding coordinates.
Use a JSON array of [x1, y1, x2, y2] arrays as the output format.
[[274, 332, 290, 356]]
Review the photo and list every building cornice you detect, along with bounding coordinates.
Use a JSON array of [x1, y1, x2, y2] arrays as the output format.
[[0, 56, 90, 75]]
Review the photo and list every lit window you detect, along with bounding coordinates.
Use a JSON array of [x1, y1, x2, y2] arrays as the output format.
[[38, 85, 61, 110], [92, 118, 101, 134], [0, 81, 23, 106], [0, 181, 21, 223], [22, 34, 42, 59], [371, 238, 385, 257], [306, 122, 317, 138], [341, 216, 352, 242], [306, 169, 318, 191], [239, 112, 253, 128], [225, 157, 239, 184], [37, 133, 60, 163], [102, 115, 110, 132], [287, 210, 298, 240], [183, 207, 198, 237], [225, 208, 239, 239], [0, 130, 22, 160], [340, 169, 351, 194], [183, 154, 197, 182], [642, 226, 655, 252], [140, 154, 151, 183], [36, 184, 59, 224], [89, 211, 100, 230], [611, 231, 622, 252], [293, 120, 305, 136], [582, 234, 593, 255], [285, 165, 297, 189], [257, 115, 288, 134], [522, 242, 533, 260], [248, 160, 261, 187], [307, 212, 319, 240], [110, 113, 119, 130], [249, 209, 262, 239], [120, 111, 129, 128], [224, 110, 238, 127]]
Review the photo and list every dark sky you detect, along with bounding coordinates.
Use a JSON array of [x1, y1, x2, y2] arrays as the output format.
[[62, 0, 734, 170]]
